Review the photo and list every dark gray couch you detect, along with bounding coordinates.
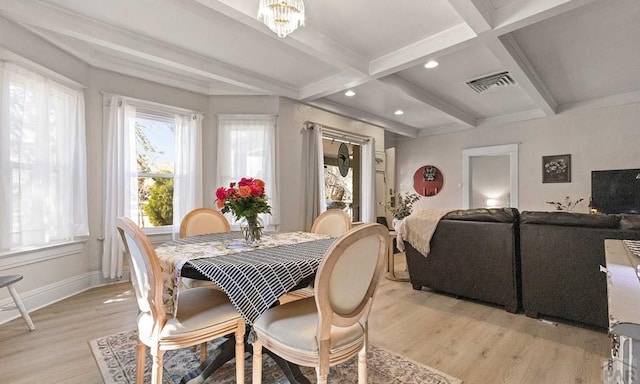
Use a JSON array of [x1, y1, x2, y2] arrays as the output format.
[[520, 211, 640, 328], [405, 208, 521, 313]]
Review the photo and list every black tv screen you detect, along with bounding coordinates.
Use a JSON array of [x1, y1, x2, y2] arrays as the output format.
[[591, 169, 640, 214]]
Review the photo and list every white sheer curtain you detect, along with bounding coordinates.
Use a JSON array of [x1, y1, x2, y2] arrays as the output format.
[[102, 96, 137, 279], [300, 122, 326, 231], [216, 115, 279, 228], [0, 62, 88, 251], [360, 138, 376, 223], [172, 113, 203, 238]]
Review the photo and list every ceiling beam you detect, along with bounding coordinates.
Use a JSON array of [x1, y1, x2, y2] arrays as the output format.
[[369, 23, 478, 79], [0, 0, 299, 97], [306, 99, 419, 138], [492, 0, 598, 34], [447, 0, 494, 33], [485, 35, 557, 116], [190, 0, 370, 75], [299, 73, 371, 101], [377, 75, 477, 128]]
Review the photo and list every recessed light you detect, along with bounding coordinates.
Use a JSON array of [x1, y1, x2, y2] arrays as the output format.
[[344, 90, 356, 97], [424, 60, 439, 69], [394, 110, 404, 115]]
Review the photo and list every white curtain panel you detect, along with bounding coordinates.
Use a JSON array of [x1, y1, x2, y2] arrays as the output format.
[[360, 138, 376, 223], [0, 62, 88, 251], [172, 113, 203, 238], [216, 115, 279, 228], [300, 122, 326, 231], [102, 96, 137, 279]]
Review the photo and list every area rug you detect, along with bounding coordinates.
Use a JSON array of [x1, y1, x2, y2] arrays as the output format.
[[89, 329, 462, 384]]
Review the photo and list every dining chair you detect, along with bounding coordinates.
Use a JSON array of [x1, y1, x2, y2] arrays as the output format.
[[180, 208, 231, 289], [0, 275, 35, 331], [310, 209, 352, 237], [179, 208, 231, 238], [286, 209, 354, 301], [251, 223, 388, 384], [179, 208, 231, 359], [116, 217, 246, 384]]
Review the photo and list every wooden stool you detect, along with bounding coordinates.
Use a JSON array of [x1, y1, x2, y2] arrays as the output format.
[[0, 275, 35, 331]]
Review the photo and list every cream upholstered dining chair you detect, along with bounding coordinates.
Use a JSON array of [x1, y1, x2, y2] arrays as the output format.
[[180, 208, 230, 289], [179, 208, 230, 238], [310, 209, 352, 237], [286, 209, 353, 302], [251, 223, 388, 384], [116, 217, 245, 384]]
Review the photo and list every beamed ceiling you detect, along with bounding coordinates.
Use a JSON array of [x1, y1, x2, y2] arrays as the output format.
[[2, 0, 639, 137]]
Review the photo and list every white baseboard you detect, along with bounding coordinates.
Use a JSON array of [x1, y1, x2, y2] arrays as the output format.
[[0, 269, 130, 326]]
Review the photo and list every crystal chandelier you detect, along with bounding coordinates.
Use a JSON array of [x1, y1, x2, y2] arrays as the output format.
[[258, 0, 305, 38]]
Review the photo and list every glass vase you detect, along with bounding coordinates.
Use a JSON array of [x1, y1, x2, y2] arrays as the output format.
[[240, 216, 264, 246]]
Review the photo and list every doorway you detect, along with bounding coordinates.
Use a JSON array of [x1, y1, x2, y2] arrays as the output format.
[[462, 144, 519, 209]]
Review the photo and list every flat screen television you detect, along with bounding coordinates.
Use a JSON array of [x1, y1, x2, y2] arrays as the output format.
[[591, 168, 640, 214]]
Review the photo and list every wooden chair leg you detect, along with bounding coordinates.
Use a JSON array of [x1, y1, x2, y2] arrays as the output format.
[[135, 341, 146, 384], [235, 323, 245, 384], [150, 349, 165, 384], [252, 340, 263, 384], [357, 345, 367, 384], [316, 367, 328, 384], [7, 284, 35, 331], [199, 342, 208, 362]]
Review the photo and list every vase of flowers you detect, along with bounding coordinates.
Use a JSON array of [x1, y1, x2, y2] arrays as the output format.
[[215, 177, 271, 245]]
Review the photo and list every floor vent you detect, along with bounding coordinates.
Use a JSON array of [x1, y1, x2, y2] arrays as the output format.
[[466, 71, 516, 93]]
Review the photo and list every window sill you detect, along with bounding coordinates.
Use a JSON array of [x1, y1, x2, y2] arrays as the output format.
[[0, 239, 87, 269]]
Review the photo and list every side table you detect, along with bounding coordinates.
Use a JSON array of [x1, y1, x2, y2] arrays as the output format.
[[386, 231, 409, 282]]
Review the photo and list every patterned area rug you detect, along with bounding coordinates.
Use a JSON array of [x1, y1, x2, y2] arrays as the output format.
[[89, 329, 462, 384]]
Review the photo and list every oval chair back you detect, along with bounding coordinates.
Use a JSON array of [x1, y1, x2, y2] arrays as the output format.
[[180, 208, 230, 238], [310, 209, 351, 237]]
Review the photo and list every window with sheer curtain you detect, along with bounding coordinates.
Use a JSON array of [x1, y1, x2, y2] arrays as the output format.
[[0, 62, 89, 251], [102, 95, 202, 279], [216, 114, 279, 228]]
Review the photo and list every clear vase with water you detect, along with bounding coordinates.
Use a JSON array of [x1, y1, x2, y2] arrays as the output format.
[[240, 216, 264, 245]]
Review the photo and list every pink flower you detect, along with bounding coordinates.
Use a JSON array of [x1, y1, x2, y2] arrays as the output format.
[[250, 184, 264, 196], [215, 187, 227, 200]]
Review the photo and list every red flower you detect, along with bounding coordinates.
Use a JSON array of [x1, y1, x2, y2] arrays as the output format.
[[215, 187, 227, 200], [250, 184, 264, 196]]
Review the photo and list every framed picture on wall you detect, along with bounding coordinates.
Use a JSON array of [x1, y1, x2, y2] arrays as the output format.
[[542, 154, 571, 183]]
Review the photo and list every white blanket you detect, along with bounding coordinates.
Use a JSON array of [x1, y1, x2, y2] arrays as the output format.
[[397, 208, 455, 256]]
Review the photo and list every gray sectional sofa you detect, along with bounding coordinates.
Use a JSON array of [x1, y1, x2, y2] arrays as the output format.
[[404, 208, 640, 328]]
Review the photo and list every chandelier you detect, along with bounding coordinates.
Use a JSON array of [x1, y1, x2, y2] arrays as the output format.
[[258, 0, 305, 38]]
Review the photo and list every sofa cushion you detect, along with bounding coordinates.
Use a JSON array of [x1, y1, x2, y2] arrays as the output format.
[[520, 211, 620, 228], [443, 207, 519, 223], [620, 214, 640, 230]]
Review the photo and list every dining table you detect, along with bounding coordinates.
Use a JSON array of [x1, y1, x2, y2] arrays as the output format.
[[155, 230, 337, 384]]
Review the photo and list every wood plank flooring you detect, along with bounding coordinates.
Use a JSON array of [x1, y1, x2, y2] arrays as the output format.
[[0, 254, 610, 384]]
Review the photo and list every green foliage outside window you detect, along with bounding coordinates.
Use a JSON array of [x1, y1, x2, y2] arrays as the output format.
[[144, 177, 174, 226]]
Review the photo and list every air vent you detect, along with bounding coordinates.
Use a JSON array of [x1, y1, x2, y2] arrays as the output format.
[[466, 71, 516, 94]]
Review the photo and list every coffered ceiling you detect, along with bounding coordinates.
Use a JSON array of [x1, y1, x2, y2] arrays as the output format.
[[2, 0, 639, 137]]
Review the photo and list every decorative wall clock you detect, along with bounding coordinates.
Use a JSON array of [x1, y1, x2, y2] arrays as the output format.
[[413, 165, 444, 196]]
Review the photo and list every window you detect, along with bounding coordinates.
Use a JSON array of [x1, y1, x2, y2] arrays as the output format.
[[103, 96, 202, 279], [0, 62, 89, 251], [134, 109, 176, 228], [216, 115, 279, 228]]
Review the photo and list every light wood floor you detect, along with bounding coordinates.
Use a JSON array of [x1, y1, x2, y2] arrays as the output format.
[[0, 255, 609, 384]]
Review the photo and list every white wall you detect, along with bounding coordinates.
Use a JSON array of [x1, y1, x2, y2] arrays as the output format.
[[396, 102, 640, 213], [0, 17, 386, 322]]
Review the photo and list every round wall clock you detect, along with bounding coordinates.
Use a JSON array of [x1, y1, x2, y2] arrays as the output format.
[[337, 143, 350, 177], [413, 165, 444, 196]]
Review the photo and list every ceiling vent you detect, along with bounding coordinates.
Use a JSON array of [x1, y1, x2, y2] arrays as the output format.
[[466, 71, 516, 94]]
